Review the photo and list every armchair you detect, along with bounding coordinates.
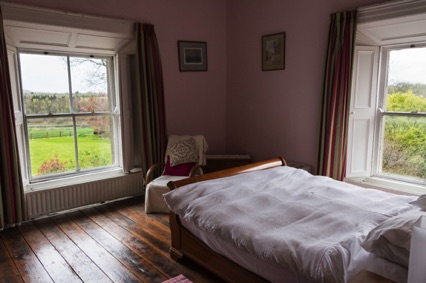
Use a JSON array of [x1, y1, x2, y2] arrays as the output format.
[[144, 135, 208, 213]]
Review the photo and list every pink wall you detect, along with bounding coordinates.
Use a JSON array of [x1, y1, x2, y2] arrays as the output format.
[[10, 0, 228, 152], [7, 0, 392, 171], [226, 0, 386, 171]]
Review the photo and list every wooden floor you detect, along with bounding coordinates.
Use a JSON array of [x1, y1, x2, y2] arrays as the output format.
[[0, 196, 224, 283]]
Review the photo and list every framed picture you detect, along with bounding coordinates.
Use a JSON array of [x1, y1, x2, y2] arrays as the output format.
[[178, 41, 208, 71], [262, 32, 285, 71]]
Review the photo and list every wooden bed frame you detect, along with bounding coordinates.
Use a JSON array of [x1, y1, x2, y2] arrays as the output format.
[[166, 157, 287, 283]]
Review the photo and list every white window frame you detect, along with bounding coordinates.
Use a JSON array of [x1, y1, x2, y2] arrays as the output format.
[[347, 46, 426, 195], [2, 3, 136, 191], [17, 50, 122, 183], [373, 44, 426, 186], [346, 1, 426, 194]]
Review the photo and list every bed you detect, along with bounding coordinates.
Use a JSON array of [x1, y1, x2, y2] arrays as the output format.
[[164, 158, 425, 283]]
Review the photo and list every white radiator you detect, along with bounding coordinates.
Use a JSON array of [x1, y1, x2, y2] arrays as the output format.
[[25, 172, 144, 219]]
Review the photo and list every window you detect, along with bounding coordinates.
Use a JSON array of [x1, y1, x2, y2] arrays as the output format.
[[19, 52, 119, 181], [2, 2, 136, 189], [347, 3, 426, 194], [3, 3, 141, 213], [376, 46, 426, 184]]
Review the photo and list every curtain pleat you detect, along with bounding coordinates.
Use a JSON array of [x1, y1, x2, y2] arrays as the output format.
[[0, 6, 25, 229], [135, 23, 167, 176], [317, 10, 357, 181]]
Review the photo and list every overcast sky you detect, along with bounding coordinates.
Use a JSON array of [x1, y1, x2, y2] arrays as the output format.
[[19, 53, 107, 94], [388, 47, 426, 85]]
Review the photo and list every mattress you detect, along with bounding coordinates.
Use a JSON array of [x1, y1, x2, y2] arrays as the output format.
[[165, 166, 415, 283], [182, 219, 408, 283]]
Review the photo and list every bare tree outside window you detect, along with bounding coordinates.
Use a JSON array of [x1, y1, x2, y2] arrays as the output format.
[[19, 53, 116, 179]]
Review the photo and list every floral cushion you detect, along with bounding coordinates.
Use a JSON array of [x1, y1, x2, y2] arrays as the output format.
[[167, 138, 199, 166]]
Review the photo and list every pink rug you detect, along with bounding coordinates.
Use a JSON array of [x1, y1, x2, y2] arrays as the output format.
[[162, 274, 193, 283]]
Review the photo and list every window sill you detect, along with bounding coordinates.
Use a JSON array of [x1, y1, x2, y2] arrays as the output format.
[[345, 176, 425, 195], [25, 168, 126, 192]]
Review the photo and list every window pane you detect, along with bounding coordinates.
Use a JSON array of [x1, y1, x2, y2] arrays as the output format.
[[20, 54, 70, 114], [386, 47, 426, 113], [19, 52, 119, 181], [28, 118, 76, 176], [76, 116, 114, 170], [71, 57, 111, 113], [380, 116, 426, 180]]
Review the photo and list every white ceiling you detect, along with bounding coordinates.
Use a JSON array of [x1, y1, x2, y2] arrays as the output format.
[[357, 13, 426, 46], [357, 0, 426, 46], [1, 3, 134, 55]]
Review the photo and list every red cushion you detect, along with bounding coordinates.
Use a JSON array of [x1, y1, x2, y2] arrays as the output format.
[[163, 155, 196, 176]]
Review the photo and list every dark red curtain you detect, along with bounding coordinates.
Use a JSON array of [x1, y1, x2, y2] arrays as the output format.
[[134, 23, 167, 176], [317, 10, 357, 181], [0, 6, 25, 229]]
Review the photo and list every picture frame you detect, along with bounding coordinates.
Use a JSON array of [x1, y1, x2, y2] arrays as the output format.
[[262, 32, 285, 71], [178, 41, 208, 71]]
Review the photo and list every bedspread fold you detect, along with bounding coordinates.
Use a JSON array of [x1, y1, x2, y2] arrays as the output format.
[[164, 166, 416, 283]]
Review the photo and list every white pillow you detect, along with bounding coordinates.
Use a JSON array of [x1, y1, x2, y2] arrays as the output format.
[[167, 138, 199, 167], [409, 194, 426, 210], [362, 210, 426, 267]]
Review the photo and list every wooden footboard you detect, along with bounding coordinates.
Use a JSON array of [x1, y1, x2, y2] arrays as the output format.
[[167, 157, 286, 283]]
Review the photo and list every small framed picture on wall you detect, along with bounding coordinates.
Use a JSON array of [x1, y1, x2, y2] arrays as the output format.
[[178, 41, 208, 71], [262, 32, 285, 71]]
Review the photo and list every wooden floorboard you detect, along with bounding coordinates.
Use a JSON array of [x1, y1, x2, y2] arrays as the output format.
[[0, 195, 224, 283]]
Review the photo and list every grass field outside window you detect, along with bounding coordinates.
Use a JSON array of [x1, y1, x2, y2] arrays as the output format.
[[29, 127, 112, 176]]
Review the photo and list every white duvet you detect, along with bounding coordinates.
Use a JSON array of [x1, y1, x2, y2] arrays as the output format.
[[164, 166, 417, 283]]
